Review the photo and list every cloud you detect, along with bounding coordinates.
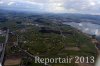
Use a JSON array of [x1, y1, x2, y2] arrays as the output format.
[[62, 0, 100, 14], [0, 0, 100, 14], [8, 2, 15, 5], [43, 2, 66, 13], [0, 1, 4, 4]]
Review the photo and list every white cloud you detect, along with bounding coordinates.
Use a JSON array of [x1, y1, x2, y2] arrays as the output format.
[[8, 2, 15, 5], [95, 29, 99, 35], [49, 0, 65, 3], [0, 0, 100, 14], [90, 2, 96, 6], [23, 1, 43, 5], [44, 2, 66, 13], [85, 28, 89, 31], [0, 1, 3, 4], [79, 23, 83, 27]]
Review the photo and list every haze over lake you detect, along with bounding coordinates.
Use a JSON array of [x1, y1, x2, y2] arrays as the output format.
[[63, 22, 100, 36]]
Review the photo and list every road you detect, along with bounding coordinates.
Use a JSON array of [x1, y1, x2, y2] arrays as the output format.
[[0, 29, 9, 65]]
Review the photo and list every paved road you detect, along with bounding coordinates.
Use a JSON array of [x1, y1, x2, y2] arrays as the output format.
[[0, 29, 9, 65]]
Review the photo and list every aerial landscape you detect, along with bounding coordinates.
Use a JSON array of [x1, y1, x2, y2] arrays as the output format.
[[0, 0, 100, 66]]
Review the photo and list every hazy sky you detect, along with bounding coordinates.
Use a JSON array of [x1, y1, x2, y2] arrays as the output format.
[[0, 0, 100, 14]]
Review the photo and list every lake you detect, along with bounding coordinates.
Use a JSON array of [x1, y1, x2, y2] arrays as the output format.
[[63, 22, 100, 36]]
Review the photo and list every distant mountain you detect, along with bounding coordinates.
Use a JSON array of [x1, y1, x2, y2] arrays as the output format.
[[0, 9, 100, 24], [58, 14, 100, 25]]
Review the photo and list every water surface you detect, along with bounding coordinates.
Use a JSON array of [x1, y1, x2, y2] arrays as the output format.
[[63, 22, 100, 36]]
